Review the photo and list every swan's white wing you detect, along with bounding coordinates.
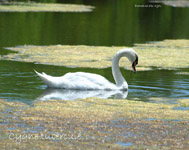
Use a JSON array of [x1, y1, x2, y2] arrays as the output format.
[[35, 70, 116, 90], [61, 72, 117, 90]]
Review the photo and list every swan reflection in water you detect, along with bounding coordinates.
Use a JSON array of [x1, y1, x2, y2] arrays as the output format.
[[37, 88, 128, 101]]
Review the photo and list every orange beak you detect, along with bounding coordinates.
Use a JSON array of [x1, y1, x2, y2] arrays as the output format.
[[132, 61, 137, 73]]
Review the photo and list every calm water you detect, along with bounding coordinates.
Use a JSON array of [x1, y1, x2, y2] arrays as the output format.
[[0, 59, 188, 105], [0, 0, 189, 104]]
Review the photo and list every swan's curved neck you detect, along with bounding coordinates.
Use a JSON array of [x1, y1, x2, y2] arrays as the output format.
[[112, 50, 127, 87]]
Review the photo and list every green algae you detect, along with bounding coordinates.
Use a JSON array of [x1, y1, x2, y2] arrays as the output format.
[[4, 45, 125, 68], [178, 99, 189, 107], [176, 72, 189, 75], [3, 40, 189, 71], [0, 2, 94, 12], [0, 98, 188, 149], [134, 40, 189, 70]]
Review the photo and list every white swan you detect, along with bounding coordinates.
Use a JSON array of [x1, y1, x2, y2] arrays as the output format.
[[35, 48, 138, 90]]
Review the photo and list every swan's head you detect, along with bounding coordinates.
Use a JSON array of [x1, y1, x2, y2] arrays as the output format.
[[121, 48, 138, 73]]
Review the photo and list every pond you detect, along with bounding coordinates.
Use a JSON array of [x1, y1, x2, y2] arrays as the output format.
[[0, 0, 189, 105], [0, 1, 189, 149]]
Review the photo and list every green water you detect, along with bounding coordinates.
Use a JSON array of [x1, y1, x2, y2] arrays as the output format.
[[0, 0, 189, 47], [0, 59, 188, 105], [0, 0, 189, 104]]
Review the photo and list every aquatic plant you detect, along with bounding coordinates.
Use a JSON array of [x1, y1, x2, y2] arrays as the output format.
[[0, 2, 94, 12], [3, 40, 189, 71], [0, 98, 188, 149]]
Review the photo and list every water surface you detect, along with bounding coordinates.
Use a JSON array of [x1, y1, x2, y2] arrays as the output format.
[[0, 0, 189, 104], [0, 59, 188, 105], [0, 0, 189, 48]]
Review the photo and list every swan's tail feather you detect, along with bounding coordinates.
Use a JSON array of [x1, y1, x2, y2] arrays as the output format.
[[34, 70, 55, 88], [42, 72, 47, 76]]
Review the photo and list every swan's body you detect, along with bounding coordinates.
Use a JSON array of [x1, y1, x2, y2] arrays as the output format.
[[35, 71, 120, 90], [35, 48, 138, 90]]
